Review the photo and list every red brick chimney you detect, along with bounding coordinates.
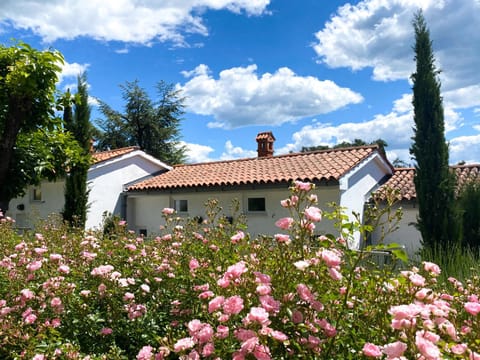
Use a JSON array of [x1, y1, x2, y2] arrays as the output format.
[[256, 131, 275, 157]]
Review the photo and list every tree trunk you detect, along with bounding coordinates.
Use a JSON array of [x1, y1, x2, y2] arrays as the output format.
[[0, 97, 25, 212]]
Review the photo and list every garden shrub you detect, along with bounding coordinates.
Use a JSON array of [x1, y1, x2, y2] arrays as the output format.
[[0, 184, 479, 359]]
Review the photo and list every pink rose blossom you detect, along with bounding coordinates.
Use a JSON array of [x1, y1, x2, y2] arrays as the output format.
[[409, 273, 426, 287], [216, 325, 229, 339], [49, 253, 62, 261], [294, 180, 312, 191], [123, 292, 135, 301], [24, 313, 37, 324], [259, 295, 281, 313], [465, 301, 480, 316], [50, 297, 62, 307], [58, 265, 70, 274], [451, 343, 467, 355], [230, 231, 245, 244], [202, 342, 215, 357], [415, 331, 440, 359], [256, 284, 271, 295], [162, 208, 175, 215], [275, 217, 294, 230], [137, 345, 154, 360], [320, 249, 341, 267], [382, 341, 407, 358], [254, 272, 271, 285], [189, 258, 200, 271], [20, 288, 35, 300], [244, 307, 270, 326], [173, 337, 195, 352], [271, 330, 288, 341], [198, 291, 214, 299], [223, 295, 244, 315], [253, 344, 271, 360], [26, 260, 42, 272], [423, 261, 441, 275], [91, 264, 114, 277], [208, 296, 225, 313], [328, 267, 342, 281], [100, 327, 113, 335], [274, 233, 291, 244], [362, 343, 382, 358], [304, 206, 322, 222], [297, 283, 314, 302]]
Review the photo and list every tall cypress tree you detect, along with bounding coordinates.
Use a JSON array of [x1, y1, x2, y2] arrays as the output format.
[[63, 73, 92, 228], [409, 11, 458, 250]]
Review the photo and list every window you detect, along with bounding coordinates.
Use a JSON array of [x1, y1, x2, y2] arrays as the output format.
[[174, 199, 188, 213], [32, 187, 42, 202], [248, 197, 266, 212]]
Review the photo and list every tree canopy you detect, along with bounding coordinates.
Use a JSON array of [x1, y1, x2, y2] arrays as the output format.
[[0, 42, 88, 212], [301, 139, 388, 156], [96, 80, 186, 165]]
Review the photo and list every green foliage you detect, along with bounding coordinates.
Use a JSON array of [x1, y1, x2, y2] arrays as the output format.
[[420, 242, 480, 283], [409, 11, 459, 250], [301, 138, 388, 156], [96, 80, 186, 165], [63, 73, 93, 228], [457, 179, 480, 250], [0, 41, 88, 212]]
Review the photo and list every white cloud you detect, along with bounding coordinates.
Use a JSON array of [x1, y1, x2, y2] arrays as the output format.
[[0, 0, 270, 45], [220, 140, 256, 160], [58, 61, 89, 84], [313, 0, 480, 93], [279, 109, 413, 159], [180, 64, 363, 129], [182, 142, 215, 163], [449, 133, 480, 164]]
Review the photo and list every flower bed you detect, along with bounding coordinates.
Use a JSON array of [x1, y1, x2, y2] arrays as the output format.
[[0, 182, 479, 359]]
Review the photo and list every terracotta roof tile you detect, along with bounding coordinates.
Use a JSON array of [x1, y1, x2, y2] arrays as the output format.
[[376, 164, 480, 201], [92, 146, 140, 164], [128, 145, 380, 191]]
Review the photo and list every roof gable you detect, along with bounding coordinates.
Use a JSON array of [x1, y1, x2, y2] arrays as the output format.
[[128, 145, 385, 191], [92, 146, 140, 164]]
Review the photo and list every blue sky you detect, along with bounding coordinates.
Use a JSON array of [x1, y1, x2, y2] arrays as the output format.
[[1, 0, 479, 165]]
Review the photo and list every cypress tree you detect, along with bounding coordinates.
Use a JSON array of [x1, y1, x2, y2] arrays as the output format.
[[409, 11, 458, 250], [63, 73, 91, 228]]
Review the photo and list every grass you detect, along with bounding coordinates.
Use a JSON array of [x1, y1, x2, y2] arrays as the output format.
[[419, 242, 480, 283]]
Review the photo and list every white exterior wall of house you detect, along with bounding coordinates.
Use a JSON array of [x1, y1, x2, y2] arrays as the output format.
[[7, 150, 170, 230], [371, 203, 422, 259], [7, 180, 65, 230], [86, 151, 170, 229], [339, 154, 393, 249], [127, 186, 341, 238]]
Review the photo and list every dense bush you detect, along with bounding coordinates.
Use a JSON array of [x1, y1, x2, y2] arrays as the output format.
[[0, 182, 479, 359]]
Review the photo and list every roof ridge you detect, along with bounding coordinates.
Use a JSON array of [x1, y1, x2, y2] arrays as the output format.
[[174, 145, 379, 168], [94, 146, 139, 155]]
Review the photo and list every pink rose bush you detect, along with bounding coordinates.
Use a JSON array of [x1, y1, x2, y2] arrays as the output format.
[[0, 183, 479, 359]]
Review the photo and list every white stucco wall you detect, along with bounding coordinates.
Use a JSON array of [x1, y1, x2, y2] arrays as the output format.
[[86, 152, 169, 229], [371, 202, 421, 259], [127, 186, 341, 238], [7, 180, 65, 230], [7, 151, 169, 230], [339, 155, 392, 249]]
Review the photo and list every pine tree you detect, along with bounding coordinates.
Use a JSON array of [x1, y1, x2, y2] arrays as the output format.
[[63, 73, 92, 228], [409, 11, 458, 250], [97, 80, 186, 165]]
